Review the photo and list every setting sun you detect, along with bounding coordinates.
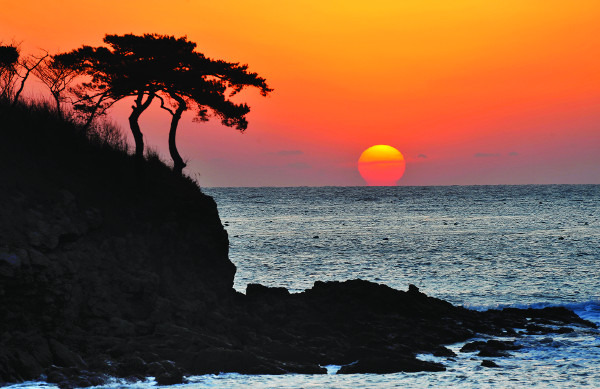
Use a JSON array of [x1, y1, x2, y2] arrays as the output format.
[[358, 145, 406, 186]]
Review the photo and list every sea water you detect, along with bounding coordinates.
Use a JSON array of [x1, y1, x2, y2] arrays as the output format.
[[11, 185, 600, 388]]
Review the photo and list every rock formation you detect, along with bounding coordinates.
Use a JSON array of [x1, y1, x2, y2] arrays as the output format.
[[0, 103, 596, 388]]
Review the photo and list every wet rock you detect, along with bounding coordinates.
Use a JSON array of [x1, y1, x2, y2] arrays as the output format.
[[189, 348, 283, 375], [433, 346, 457, 357], [526, 324, 551, 334], [481, 360, 499, 368], [556, 327, 574, 334], [146, 361, 167, 377], [45, 369, 67, 384], [478, 347, 510, 357], [460, 340, 520, 354]]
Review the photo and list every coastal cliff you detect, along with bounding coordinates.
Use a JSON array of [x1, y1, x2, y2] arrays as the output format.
[[0, 102, 595, 388], [0, 102, 236, 385]]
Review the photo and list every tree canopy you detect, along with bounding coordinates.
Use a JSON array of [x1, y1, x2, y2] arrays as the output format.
[[156, 48, 271, 174], [0, 45, 19, 102], [32, 56, 78, 119], [0, 45, 19, 67], [0, 44, 47, 105], [57, 33, 272, 173]]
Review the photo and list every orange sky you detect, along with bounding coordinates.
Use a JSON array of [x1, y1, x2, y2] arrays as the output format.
[[2, 0, 599, 186]]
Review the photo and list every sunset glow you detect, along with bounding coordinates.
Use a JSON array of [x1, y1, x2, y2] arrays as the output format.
[[2, 1, 599, 186]]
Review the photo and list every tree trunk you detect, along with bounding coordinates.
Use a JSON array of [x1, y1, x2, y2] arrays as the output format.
[[169, 99, 187, 175], [128, 91, 155, 159], [53, 93, 62, 121], [129, 106, 145, 160], [82, 91, 107, 133], [11, 74, 27, 106]]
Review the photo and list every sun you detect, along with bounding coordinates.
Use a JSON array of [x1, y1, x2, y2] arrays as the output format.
[[358, 145, 406, 186]]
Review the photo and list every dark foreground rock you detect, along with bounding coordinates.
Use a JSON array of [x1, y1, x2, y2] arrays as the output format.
[[1, 275, 595, 388], [0, 102, 597, 387]]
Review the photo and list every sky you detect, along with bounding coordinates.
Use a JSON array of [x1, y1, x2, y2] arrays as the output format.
[[1, 0, 599, 186]]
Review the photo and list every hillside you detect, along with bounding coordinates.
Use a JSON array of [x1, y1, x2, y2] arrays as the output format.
[[0, 101, 235, 385]]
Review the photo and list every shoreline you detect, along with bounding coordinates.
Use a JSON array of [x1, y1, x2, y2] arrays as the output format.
[[1, 278, 596, 388]]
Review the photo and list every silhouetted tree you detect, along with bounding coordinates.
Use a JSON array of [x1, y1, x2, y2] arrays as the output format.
[[57, 34, 271, 171], [0, 45, 19, 102], [0, 45, 18, 66], [69, 84, 114, 131], [32, 56, 78, 119], [56, 44, 145, 152], [56, 34, 198, 159], [155, 51, 271, 175], [4, 44, 48, 105], [0, 44, 46, 104]]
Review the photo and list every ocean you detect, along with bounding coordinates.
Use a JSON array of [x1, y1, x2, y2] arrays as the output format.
[[11, 185, 600, 388]]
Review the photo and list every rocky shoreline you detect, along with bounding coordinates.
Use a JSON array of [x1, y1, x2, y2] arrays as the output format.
[[0, 103, 596, 388], [0, 272, 595, 389]]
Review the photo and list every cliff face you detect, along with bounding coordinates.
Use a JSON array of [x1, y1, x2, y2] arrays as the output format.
[[0, 102, 236, 384]]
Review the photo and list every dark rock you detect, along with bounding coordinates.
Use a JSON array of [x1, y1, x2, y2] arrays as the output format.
[[433, 346, 456, 357], [146, 361, 167, 377], [45, 369, 67, 384], [481, 360, 500, 368], [281, 362, 327, 374], [556, 327, 574, 334], [86, 374, 107, 386], [478, 347, 510, 357], [109, 317, 136, 337], [526, 324, 551, 334], [246, 284, 290, 299], [9, 349, 44, 380], [48, 340, 85, 368], [461, 340, 519, 355], [188, 348, 284, 375], [0, 252, 21, 267]]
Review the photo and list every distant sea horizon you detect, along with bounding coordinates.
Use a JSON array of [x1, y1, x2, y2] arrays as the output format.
[[202, 183, 600, 189]]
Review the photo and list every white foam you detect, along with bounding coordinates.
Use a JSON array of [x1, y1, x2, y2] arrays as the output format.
[[462, 300, 600, 326]]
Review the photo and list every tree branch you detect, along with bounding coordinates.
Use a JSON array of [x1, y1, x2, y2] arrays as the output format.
[[156, 94, 175, 116]]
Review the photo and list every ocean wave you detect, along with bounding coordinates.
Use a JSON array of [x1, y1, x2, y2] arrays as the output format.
[[463, 300, 600, 325]]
